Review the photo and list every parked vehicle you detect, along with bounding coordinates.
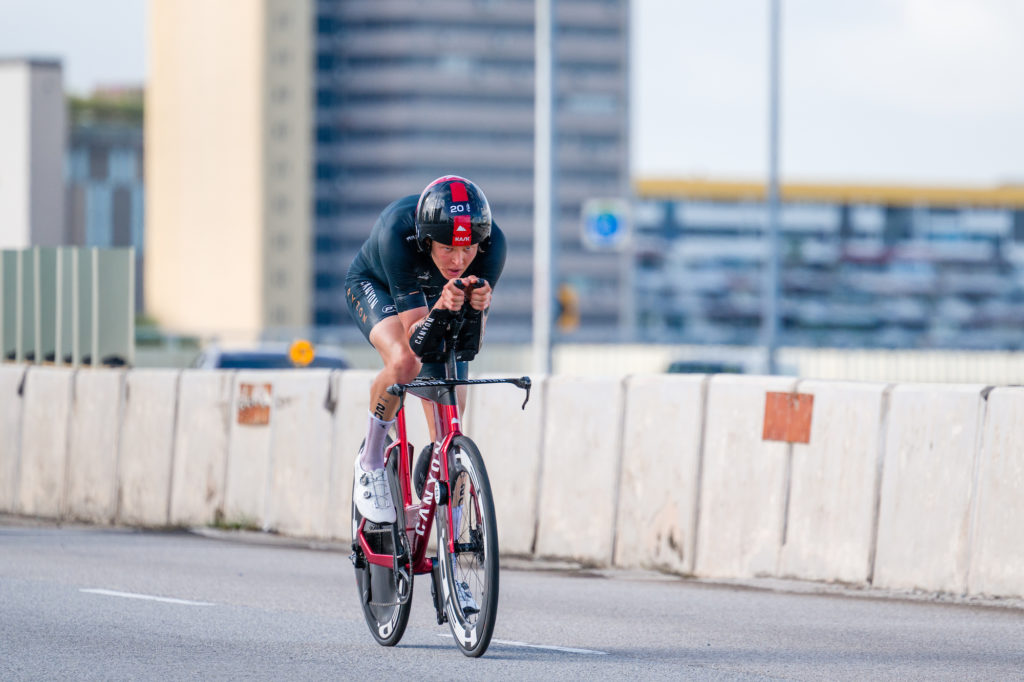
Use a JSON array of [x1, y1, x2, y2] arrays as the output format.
[[192, 341, 349, 370]]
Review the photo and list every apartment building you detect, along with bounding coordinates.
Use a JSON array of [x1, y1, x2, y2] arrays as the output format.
[[146, 0, 313, 340]]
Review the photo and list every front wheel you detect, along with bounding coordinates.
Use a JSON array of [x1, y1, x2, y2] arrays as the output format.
[[436, 435, 499, 657]]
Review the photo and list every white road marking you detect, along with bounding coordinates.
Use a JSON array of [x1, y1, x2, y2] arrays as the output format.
[[80, 589, 216, 607], [439, 633, 607, 655]]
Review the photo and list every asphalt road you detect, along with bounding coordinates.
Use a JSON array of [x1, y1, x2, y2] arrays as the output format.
[[2, 518, 1023, 680]]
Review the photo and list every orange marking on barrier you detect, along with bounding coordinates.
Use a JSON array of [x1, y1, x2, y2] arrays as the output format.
[[237, 383, 272, 426], [762, 391, 814, 444]]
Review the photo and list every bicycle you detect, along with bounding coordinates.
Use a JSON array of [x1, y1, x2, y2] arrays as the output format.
[[350, 279, 531, 657]]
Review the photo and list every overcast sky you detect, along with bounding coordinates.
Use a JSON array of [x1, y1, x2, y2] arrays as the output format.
[[2, 0, 1022, 186]]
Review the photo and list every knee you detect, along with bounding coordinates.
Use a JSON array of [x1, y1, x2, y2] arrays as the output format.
[[387, 347, 421, 383]]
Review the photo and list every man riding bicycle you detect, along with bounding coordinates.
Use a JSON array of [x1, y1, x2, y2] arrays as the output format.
[[345, 175, 507, 527]]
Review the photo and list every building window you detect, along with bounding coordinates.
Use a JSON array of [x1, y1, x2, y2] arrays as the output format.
[[88, 147, 109, 180], [316, 200, 339, 217]]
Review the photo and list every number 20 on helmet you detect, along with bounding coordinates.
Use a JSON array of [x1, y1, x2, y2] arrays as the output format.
[[415, 175, 492, 251]]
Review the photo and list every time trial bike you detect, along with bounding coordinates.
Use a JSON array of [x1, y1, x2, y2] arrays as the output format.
[[350, 279, 531, 657]]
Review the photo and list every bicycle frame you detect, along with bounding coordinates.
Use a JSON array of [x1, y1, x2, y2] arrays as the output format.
[[355, 375, 530, 577]]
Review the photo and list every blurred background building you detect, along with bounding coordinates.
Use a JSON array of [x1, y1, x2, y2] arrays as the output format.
[[310, 0, 630, 343], [66, 86, 145, 311], [145, 0, 313, 342], [0, 58, 65, 248], [635, 179, 1024, 350]]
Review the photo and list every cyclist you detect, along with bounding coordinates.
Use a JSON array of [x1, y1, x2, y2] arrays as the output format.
[[345, 175, 507, 527]]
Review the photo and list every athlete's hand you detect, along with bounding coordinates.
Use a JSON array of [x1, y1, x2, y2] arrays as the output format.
[[466, 277, 491, 313], [435, 278, 468, 312]]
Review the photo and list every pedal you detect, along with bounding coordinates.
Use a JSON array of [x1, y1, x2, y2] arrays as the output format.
[[349, 551, 366, 569]]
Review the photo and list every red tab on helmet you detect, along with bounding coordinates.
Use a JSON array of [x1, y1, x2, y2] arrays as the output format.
[[450, 182, 468, 202], [453, 215, 471, 246]]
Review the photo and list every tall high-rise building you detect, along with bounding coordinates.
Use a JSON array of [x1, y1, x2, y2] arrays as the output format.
[[0, 58, 66, 248], [146, 0, 313, 340], [312, 0, 631, 342], [146, 0, 630, 343]]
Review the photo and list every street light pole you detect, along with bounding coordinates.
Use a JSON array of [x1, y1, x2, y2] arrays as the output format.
[[764, 0, 782, 375], [533, 0, 555, 375]]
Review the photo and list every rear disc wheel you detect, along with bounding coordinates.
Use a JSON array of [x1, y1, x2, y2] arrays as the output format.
[[351, 439, 412, 646]]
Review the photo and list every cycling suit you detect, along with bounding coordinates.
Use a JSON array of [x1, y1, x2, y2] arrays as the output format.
[[346, 193, 507, 378]]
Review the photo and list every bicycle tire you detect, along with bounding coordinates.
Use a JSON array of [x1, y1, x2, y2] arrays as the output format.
[[436, 435, 499, 657], [351, 439, 413, 647]]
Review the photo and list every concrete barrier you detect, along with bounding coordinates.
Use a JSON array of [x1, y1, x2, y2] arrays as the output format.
[[17, 367, 74, 518], [168, 370, 235, 526], [465, 373, 547, 558], [117, 369, 181, 526], [967, 387, 1024, 598], [613, 374, 706, 575], [534, 376, 625, 565], [222, 371, 276, 528], [777, 380, 891, 584], [65, 369, 124, 523], [872, 383, 988, 594], [0, 365, 27, 513], [694, 374, 798, 579], [263, 370, 335, 538], [20, 365, 1024, 602]]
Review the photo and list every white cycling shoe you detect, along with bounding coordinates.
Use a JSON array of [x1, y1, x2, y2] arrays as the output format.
[[454, 579, 479, 615], [353, 457, 396, 524]]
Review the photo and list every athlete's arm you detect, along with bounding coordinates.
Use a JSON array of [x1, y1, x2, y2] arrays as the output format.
[[403, 278, 475, 358]]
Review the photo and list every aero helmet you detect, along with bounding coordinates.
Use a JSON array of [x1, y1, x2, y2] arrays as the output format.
[[414, 175, 491, 250]]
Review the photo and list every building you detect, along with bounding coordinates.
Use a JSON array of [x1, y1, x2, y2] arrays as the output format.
[[634, 179, 1024, 350], [66, 88, 145, 310], [313, 0, 631, 342], [145, 0, 630, 343], [0, 58, 66, 248], [146, 0, 313, 341]]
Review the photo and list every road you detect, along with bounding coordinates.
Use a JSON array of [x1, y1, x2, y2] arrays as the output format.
[[2, 518, 1023, 680]]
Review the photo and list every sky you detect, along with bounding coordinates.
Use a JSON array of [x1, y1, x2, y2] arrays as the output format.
[[1, 0, 1022, 187]]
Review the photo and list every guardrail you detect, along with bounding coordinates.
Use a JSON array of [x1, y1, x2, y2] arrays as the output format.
[[1, 364, 1021, 600]]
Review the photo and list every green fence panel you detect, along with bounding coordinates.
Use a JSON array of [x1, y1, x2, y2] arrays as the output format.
[[95, 248, 134, 367], [35, 247, 58, 363], [1, 251, 17, 361]]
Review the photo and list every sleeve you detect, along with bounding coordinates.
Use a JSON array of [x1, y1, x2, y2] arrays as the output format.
[[378, 211, 428, 313]]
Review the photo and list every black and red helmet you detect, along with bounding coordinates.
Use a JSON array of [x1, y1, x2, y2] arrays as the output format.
[[414, 175, 492, 250]]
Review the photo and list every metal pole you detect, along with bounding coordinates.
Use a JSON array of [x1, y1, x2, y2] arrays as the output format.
[[533, 0, 555, 374], [763, 0, 781, 375]]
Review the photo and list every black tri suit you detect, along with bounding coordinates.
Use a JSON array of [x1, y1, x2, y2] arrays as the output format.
[[345, 194, 507, 378]]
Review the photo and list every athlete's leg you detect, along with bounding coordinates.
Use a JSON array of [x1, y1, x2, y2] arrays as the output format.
[[361, 316, 421, 469], [346, 274, 423, 523]]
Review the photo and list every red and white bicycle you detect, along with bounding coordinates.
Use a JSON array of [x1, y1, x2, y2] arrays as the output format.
[[350, 280, 531, 657]]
